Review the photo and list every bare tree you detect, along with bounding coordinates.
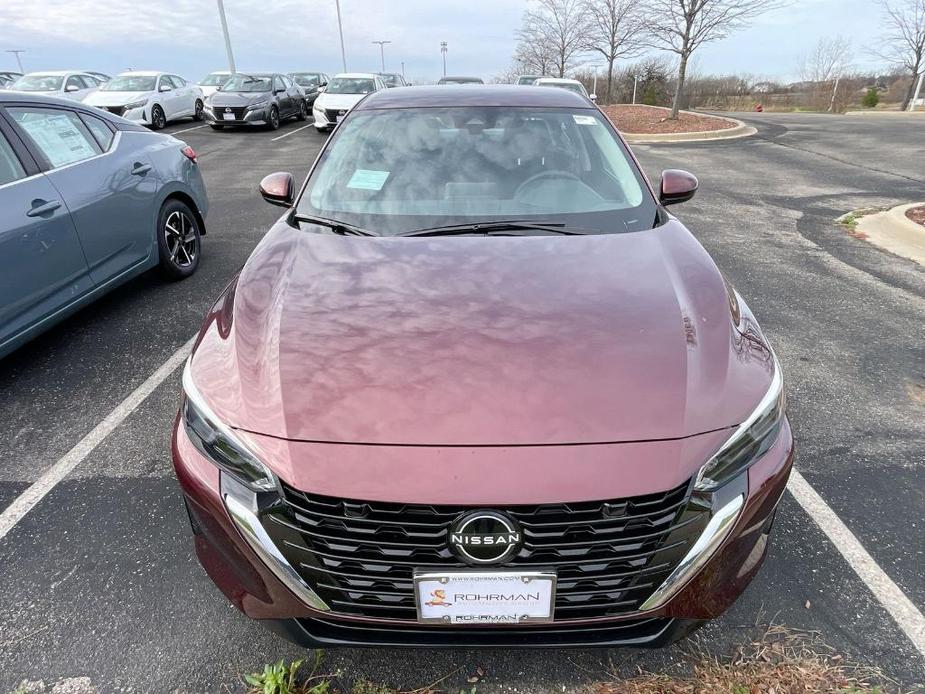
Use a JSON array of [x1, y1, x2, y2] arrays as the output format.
[[800, 36, 853, 83], [515, 15, 557, 76], [872, 0, 925, 109], [584, 0, 648, 103], [519, 0, 592, 77], [645, 0, 786, 119]]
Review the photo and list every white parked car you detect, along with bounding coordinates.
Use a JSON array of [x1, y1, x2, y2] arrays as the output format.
[[83, 71, 204, 129], [197, 71, 232, 98], [8, 71, 100, 101], [534, 77, 595, 102], [312, 72, 386, 132]]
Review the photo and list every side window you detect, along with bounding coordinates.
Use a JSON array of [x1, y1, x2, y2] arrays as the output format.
[[65, 75, 84, 92], [171, 75, 186, 87], [8, 107, 102, 169], [159, 76, 174, 90], [79, 113, 115, 151], [0, 132, 26, 186], [273, 76, 283, 92]]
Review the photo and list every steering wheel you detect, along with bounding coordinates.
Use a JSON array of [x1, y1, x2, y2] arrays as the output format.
[[514, 170, 582, 200]]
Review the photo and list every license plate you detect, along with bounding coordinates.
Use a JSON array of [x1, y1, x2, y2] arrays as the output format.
[[414, 570, 556, 624], [222, 113, 236, 121]]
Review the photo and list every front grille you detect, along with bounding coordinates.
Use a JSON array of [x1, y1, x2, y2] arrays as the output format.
[[217, 106, 246, 120], [263, 478, 707, 622], [324, 109, 345, 123], [104, 106, 126, 117]]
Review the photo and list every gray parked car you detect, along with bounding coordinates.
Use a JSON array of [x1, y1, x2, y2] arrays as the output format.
[[0, 91, 208, 359]]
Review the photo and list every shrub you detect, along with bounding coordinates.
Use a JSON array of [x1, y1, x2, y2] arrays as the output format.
[[861, 88, 880, 108]]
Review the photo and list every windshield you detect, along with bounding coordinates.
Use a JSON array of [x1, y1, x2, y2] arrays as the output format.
[[299, 106, 654, 236], [199, 73, 230, 86], [517, 76, 540, 85], [380, 74, 401, 86], [12, 75, 64, 91], [292, 73, 321, 87], [103, 76, 156, 91], [326, 78, 376, 94], [540, 81, 588, 96], [222, 75, 271, 92]]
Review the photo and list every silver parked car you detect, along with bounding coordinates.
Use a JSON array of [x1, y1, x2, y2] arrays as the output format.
[[0, 92, 209, 359]]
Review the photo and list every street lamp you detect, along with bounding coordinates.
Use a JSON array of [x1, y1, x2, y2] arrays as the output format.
[[334, 0, 347, 72], [5, 49, 25, 73], [214, 0, 236, 74], [632, 74, 641, 104], [440, 41, 447, 78], [372, 40, 391, 72]]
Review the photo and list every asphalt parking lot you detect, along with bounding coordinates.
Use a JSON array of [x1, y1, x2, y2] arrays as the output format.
[[0, 112, 923, 692]]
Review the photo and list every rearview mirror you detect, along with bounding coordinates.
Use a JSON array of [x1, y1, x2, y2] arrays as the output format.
[[259, 172, 294, 207], [659, 169, 699, 206]]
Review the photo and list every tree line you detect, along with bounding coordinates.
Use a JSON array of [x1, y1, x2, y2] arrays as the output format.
[[512, 0, 925, 116]]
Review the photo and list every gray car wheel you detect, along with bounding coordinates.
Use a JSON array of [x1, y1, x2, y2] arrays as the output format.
[[267, 106, 280, 130], [157, 200, 201, 279]]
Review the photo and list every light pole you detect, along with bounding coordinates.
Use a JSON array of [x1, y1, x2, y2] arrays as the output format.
[[632, 74, 640, 104], [214, 0, 236, 74], [909, 71, 924, 112], [440, 41, 447, 78], [372, 40, 391, 72], [5, 49, 25, 73], [334, 0, 347, 72], [588, 65, 601, 101]]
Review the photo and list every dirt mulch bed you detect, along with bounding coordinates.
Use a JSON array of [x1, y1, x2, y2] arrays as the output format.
[[905, 204, 925, 227], [601, 104, 737, 134]]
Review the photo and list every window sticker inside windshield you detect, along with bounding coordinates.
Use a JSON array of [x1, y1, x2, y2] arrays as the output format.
[[347, 169, 390, 190], [573, 115, 598, 125]]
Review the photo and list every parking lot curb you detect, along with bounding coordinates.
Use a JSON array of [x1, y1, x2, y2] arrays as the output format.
[[851, 202, 925, 266], [621, 120, 756, 144]]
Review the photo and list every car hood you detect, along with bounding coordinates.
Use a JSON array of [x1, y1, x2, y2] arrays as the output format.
[[314, 93, 365, 111], [190, 219, 774, 446], [209, 91, 271, 107], [84, 90, 151, 105]]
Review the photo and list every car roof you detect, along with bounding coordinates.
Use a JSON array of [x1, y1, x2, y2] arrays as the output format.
[[0, 90, 128, 119], [19, 70, 74, 77], [356, 84, 594, 110], [117, 71, 163, 77], [331, 72, 380, 79]]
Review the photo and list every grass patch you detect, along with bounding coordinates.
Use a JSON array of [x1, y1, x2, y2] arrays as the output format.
[[837, 207, 883, 238], [244, 651, 332, 694], [589, 624, 898, 694]]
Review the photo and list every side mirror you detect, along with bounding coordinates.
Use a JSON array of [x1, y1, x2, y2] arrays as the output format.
[[659, 169, 699, 206], [65, 84, 80, 92], [317, 85, 326, 93], [259, 172, 294, 207], [589, 93, 597, 102], [159, 84, 172, 92]]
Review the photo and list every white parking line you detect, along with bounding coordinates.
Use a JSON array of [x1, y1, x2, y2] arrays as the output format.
[[171, 124, 208, 135], [0, 338, 923, 664], [788, 470, 925, 658], [0, 336, 195, 541], [271, 123, 314, 141]]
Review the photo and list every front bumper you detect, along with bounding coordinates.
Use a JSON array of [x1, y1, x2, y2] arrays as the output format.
[[97, 104, 150, 125], [203, 106, 269, 126], [172, 417, 793, 648]]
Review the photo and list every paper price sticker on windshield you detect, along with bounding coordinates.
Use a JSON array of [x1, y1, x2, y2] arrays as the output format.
[[347, 169, 390, 190], [572, 115, 598, 126]]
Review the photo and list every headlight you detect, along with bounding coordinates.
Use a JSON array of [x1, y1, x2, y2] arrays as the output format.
[[247, 99, 270, 109], [123, 99, 147, 110], [694, 355, 785, 491], [181, 362, 276, 492]]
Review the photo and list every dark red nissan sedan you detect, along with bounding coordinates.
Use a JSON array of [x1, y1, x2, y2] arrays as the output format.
[[173, 86, 793, 647]]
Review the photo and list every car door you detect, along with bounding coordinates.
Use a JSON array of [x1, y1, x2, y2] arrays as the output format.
[[156, 75, 181, 120], [171, 75, 195, 117], [0, 112, 92, 351], [7, 104, 158, 286], [272, 75, 290, 117], [63, 74, 90, 101]]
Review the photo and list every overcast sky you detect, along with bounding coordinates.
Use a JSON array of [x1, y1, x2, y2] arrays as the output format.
[[0, 0, 886, 84]]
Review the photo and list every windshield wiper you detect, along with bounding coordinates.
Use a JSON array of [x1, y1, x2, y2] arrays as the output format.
[[398, 220, 592, 237], [292, 213, 378, 237]]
